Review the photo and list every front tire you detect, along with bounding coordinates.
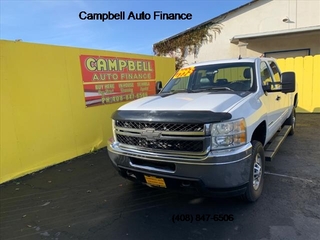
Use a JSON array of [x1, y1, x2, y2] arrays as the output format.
[[243, 140, 265, 202]]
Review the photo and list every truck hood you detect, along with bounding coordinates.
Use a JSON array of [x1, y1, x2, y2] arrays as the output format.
[[119, 92, 243, 112]]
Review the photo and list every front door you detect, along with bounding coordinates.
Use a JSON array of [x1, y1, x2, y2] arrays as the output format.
[[260, 61, 284, 140]]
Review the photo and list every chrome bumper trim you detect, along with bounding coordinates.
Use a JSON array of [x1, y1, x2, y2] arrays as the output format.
[[108, 141, 252, 165]]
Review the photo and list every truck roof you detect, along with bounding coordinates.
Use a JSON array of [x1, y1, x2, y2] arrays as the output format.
[[186, 57, 275, 68]]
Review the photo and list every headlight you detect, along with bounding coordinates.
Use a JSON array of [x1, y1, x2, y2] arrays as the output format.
[[211, 118, 246, 149]]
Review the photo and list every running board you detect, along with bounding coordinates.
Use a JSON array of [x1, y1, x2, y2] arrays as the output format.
[[265, 125, 291, 161]]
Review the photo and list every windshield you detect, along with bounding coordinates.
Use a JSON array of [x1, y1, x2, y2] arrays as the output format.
[[161, 62, 256, 93]]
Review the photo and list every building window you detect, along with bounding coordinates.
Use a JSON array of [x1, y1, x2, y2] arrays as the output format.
[[264, 48, 310, 59]]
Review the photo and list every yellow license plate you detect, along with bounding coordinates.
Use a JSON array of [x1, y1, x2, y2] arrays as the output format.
[[144, 175, 166, 188]]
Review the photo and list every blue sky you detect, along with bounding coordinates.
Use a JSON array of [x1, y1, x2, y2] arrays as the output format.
[[0, 0, 251, 55]]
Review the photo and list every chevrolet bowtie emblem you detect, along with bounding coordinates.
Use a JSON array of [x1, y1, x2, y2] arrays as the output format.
[[141, 128, 161, 141]]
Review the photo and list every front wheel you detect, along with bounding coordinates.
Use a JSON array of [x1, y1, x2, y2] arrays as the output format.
[[243, 140, 265, 202]]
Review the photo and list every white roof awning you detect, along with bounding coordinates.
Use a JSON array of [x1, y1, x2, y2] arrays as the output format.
[[231, 25, 320, 43]]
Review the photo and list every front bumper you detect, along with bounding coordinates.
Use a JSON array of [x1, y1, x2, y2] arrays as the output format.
[[107, 139, 252, 197]]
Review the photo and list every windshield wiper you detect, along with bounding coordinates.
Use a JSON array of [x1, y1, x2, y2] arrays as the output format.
[[191, 87, 234, 92], [160, 89, 191, 94]]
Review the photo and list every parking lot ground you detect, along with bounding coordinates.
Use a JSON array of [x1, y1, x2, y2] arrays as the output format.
[[1, 113, 320, 240]]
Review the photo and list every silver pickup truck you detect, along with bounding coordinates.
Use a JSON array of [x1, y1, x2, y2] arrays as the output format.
[[107, 57, 298, 202]]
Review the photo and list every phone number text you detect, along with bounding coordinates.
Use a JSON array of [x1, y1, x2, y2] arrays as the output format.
[[172, 214, 234, 223]]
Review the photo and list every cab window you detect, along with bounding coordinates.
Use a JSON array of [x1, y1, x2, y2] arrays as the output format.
[[260, 61, 273, 87], [268, 61, 281, 90]]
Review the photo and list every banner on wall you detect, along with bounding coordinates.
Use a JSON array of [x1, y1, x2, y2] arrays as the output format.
[[79, 55, 156, 107]]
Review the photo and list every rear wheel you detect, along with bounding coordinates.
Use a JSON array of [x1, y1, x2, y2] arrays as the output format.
[[243, 140, 265, 202], [284, 108, 296, 136]]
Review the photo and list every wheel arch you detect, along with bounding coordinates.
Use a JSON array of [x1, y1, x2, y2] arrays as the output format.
[[294, 93, 298, 108], [251, 120, 267, 146]]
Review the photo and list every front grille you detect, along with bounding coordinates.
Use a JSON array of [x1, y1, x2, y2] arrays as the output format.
[[115, 121, 204, 132], [116, 134, 204, 152], [114, 120, 208, 154]]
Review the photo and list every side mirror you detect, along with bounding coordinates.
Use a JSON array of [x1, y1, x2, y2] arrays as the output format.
[[262, 83, 271, 92], [281, 72, 295, 93], [155, 81, 162, 94]]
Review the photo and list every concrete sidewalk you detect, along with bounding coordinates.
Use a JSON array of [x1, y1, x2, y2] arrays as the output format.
[[1, 114, 320, 240]]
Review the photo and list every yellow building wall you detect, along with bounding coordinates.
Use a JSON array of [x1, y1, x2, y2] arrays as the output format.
[[277, 55, 320, 113], [0, 40, 175, 184]]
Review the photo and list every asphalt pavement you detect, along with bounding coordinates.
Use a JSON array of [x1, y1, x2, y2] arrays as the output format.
[[1, 113, 319, 240]]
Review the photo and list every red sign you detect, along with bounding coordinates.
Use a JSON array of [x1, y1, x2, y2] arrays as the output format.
[[79, 55, 156, 107]]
